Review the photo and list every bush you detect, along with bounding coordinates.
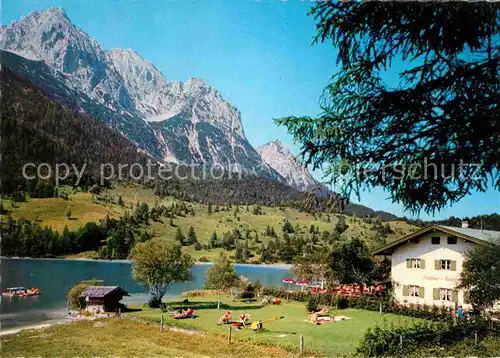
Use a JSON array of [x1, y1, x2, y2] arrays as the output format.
[[198, 256, 211, 262], [67, 283, 90, 310], [306, 295, 319, 312], [357, 318, 496, 356], [239, 283, 256, 300]]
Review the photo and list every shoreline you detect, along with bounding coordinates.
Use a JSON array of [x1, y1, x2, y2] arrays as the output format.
[[0, 256, 291, 269], [0, 318, 72, 337]]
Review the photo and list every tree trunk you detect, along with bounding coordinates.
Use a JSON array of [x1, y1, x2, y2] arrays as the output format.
[[217, 291, 221, 309]]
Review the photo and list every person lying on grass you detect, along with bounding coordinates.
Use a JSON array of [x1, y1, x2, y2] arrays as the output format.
[[307, 307, 329, 318], [172, 308, 195, 319]]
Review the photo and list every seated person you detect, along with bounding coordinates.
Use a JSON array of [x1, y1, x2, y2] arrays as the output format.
[[316, 307, 328, 315], [457, 306, 468, 320], [217, 311, 232, 325], [308, 312, 319, 324], [239, 313, 251, 326]]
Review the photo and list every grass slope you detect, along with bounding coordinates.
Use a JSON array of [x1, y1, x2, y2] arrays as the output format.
[[131, 295, 425, 357], [2, 183, 419, 261], [1, 318, 288, 357]]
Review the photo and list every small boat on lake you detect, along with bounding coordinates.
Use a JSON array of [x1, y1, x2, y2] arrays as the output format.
[[2, 287, 40, 297]]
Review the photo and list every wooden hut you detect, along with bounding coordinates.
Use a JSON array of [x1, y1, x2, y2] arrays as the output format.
[[80, 286, 129, 314]]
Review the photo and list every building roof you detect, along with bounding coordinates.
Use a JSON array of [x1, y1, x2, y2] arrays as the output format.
[[80, 286, 129, 298], [372, 224, 500, 256], [439, 226, 500, 244]]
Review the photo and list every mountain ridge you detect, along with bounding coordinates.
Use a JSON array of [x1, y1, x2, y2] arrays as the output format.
[[0, 7, 401, 221], [257, 139, 317, 191], [0, 7, 280, 181]]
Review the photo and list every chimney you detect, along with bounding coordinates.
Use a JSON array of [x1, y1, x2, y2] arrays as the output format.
[[461, 221, 469, 228]]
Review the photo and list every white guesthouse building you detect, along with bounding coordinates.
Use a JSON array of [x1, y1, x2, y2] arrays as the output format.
[[373, 224, 500, 308]]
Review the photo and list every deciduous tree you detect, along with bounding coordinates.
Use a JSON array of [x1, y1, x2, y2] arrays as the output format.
[[458, 240, 500, 312], [329, 238, 376, 286], [131, 238, 193, 307], [205, 252, 240, 308]]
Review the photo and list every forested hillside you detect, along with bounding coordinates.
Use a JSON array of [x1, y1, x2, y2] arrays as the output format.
[[1, 62, 401, 221], [431, 214, 500, 231], [0, 183, 418, 262], [0, 66, 149, 195]]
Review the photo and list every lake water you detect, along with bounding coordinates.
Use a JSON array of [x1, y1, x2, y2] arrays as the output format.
[[0, 258, 291, 330]]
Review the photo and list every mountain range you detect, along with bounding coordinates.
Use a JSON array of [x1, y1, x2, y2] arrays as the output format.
[[0, 7, 398, 219], [0, 7, 309, 185]]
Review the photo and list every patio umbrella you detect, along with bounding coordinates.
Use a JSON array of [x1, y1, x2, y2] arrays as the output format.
[[296, 280, 308, 291], [282, 278, 294, 291]]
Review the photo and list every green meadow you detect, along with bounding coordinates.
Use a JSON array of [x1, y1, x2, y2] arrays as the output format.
[[130, 295, 425, 357]]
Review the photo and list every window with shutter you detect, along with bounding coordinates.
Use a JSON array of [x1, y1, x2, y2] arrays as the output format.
[[440, 260, 452, 270], [452, 290, 458, 303], [439, 288, 452, 301], [409, 285, 420, 297], [407, 258, 422, 268], [433, 288, 439, 300], [420, 260, 425, 269], [402, 285, 409, 297], [435, 260, 440, 270], [419, 287, 425, 298], [411, 258, 421, 268], [464, 291, 471, 304], [450, 261, 457, 271]]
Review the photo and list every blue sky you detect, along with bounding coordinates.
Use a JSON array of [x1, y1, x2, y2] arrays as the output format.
[[2, 0, 498, 220]]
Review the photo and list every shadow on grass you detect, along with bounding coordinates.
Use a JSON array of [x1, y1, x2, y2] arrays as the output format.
[[254, 329, 298, 335], [163, 300, 267, 311], [123, 307, 143, 313]]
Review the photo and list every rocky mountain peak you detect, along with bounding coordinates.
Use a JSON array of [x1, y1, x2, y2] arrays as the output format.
[[257, 140, 317, 191], [1, 7, 281, 182], [268, 139, 288, 152], [108, 47, 171, 116], [0, 7, 130, 111], [1, 7, 106, 67], [184, 77, 208, 89], [42, 6, 68, 18]]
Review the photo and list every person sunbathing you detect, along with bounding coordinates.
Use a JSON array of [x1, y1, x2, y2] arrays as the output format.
[[308, 312, 319, 325], [172, 308, 195, 319], [316, 307, 328, 315], [217, 311, 232, 325]]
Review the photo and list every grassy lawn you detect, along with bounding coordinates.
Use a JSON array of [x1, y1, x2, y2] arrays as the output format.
[[1, 318, 289, 357], [130, 295, 425, 357]]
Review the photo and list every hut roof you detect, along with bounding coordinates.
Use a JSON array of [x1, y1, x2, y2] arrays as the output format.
[[80, 286, 129, 298]]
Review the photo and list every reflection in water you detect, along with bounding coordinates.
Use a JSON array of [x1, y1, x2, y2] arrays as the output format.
[[1, 258, 290, 329]]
